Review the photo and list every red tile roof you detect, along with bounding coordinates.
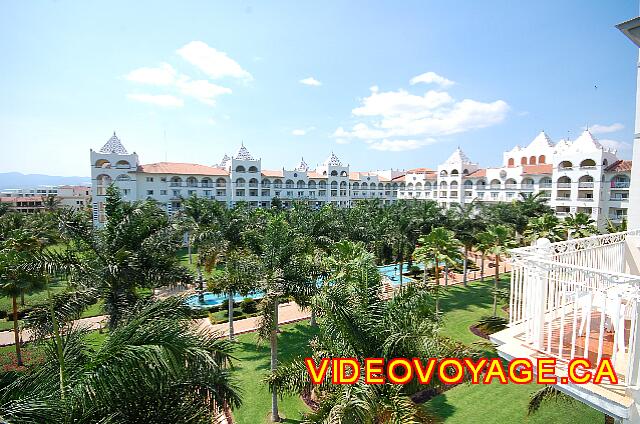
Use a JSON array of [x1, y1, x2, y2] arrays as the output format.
[[521, 164, 553, 175], [138, 162, 229, 176], [406, 167, 434, 173], [261, 169, 284, 178], [605, 160, 632, 173]]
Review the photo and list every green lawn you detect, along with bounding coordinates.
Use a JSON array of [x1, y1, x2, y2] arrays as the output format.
[[231, 323, 318, 424], [176, 247, 224, 278]]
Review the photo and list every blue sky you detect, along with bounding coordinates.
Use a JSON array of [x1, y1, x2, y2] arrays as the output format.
[[1, 0, 638, 176]]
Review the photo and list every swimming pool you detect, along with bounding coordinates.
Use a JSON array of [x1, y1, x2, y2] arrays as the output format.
[[186, 263, 425, 308]]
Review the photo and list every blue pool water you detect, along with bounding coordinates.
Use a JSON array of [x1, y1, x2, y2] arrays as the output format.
[[186, 263, 426, 308]]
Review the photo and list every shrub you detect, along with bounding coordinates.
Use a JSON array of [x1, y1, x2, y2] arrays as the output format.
[[241, 298, 257, 314], [475, 315, 508, 335], [0, 310, 6, 319], [220, 298, 236, 310], [223, 310, 244, 319]]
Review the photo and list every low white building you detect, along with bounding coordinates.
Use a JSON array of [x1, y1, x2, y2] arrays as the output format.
[[0, 185, 91, 212]]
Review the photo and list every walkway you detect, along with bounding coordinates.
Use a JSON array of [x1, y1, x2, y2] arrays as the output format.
[[0, 315, 107, 347], [196, 301, 311, 337]]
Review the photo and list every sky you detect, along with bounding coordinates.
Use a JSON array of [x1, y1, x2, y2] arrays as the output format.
[[1, 0, 639, 177]]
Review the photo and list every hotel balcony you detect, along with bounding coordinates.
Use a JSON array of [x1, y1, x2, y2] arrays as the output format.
[[492, 230, 640, 422], [613, 182, 632, 189]]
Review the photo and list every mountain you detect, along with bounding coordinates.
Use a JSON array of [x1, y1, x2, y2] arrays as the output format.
[[0, 172, 91, 189]]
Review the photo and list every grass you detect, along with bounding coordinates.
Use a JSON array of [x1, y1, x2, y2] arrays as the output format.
[[176, 247, 224, 278], [231, 322, 318, 424]]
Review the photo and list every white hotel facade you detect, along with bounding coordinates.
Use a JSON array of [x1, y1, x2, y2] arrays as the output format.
[[90, 129, 631, 228]]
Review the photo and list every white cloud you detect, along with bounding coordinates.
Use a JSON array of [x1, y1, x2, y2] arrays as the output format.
[[175, 75, 231, 105], [125, 63, 177, 85], [292, 129, 307, 136], [410, 71, 455, 87], [300, 77, 322, 86], [177, 41, 252, 81], [334, 85, 509, 150], [589, 123, 624, 134], [599, 139, 632, 151], [335, 138, 350, 145], [366, 138, 436, 151], [127, 93, 184, 107]]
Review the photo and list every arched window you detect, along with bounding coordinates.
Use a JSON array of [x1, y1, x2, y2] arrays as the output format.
[[186, 177, 198, 187], [116, 174, 130, 181], [96, 174, 112, 195], [521, 178, 534, 188], [248, 166, 258, 173], [612, 174, 630, 188], [216, 178, 226, 187], [557, 176, 572, 187], [201, 177, 212, 187], [308, 181, 317, 189], [249, 178, 259, 187], [415, 182, 423, 190], [450, 181, 459, 189], [538, 155, 546, 164], [95, 159, 111, 168], [115, 160, 130, 169], [529, 156, 536, 165], [440, 170, 448, 177], [340, 181, 347, 188], [603, 159, 609, 166], [378, 183, 383, 190], [331, 181, 338, 189], [451, 169, 459, 176], [236, 178, 246, 187], [578, 175, 594, 188], [340, 170, 348, 177], [330, 170, 338, 176], [235, 165, 246, 173], [580, 159, 596, 168], [559, 161, 573, 170], [505, 178, 517, 188], [439, 181, 448, 189], [508, 158, 514, 167], [392, 183, 399, 190], [539, 177, 552, 188], [464, 180, 473, 187], [477, 179, 487, 189], [170, 176, 182, 187], [286, 179, 294, 188], [273, 179, 283, 188], [319, 181, 327, 189], [520, 157, 527, 165], [385, 183, 391, 190], [424, 182, 432, 190], [297, 180, 305, 189], [261, 179, 271, 187], [407, 183, 414, 191], [370, 183, 376, 190], [353, 182, 360, 190], [490, 179, 501, 189]]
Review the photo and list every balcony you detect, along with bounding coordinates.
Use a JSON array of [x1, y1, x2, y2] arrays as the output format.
[[612, 182, 631, 189], [610, 196, 629, 202], [557, 183, 572, 188], [493, 231, 640, 420], [521, 184, 534, 190], [505, 184, 517, 189], [577, 197, 594, 202], [578, 182, 595, 188], [540, 183, 553, 188]]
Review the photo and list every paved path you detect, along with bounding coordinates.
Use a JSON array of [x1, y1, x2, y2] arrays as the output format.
[[196, 301, 311, 338], [0, 315, 107, 347]]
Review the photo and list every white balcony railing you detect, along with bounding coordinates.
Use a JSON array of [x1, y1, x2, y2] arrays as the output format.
[[509, 230, 640, 386]]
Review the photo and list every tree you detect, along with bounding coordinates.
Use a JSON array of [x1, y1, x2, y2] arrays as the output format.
[[0, 297, 242, 423], [0, 214, 46, 365], [562, 212, 599, 239], [478, 225, 515, 316], [523, 213, 563, 243], [269, 242, 478, 423], [208, 248, 261, 340], [452, 201, 484, 286], [414, 227, 462, 315]]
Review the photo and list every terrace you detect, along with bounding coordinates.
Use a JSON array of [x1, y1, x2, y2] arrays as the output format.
[[492, 230, 640, 422]]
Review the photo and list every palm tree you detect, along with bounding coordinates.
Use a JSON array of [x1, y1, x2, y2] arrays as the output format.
[[269, 242, 478, 423], [414, 227, 462, 314], [562, 212, 599, 239], [478, 225, 515, 316], [0, 215, 46, 365], [209, 248, 261, 340], [475, 231, 493, 283], [452, 201, 483, 286], [0, 296, 242, 423], [523, 213, 563, 243]]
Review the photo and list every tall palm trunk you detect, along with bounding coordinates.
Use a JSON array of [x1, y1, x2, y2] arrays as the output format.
[[228, 289, 235, 341], [47, 284, 66, 397], [187, 230, 193, 265], [20, 292, 25, 307], [12, 294, 22, 366], [271, 296, 280, 422], [493, 254, 500, 316], [480, 253, 485, 282], [434, 253, 439, 315], [422, 259, 428, 288], [444, 264, 449, 287], [462, 245, 468, 287], [310, 308, 317, 327]]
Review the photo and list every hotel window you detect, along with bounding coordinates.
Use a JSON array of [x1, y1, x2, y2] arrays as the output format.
[[146, 190, 154, 196], [491, 192, 498, 199], [477, 192, 484, 198], [506, 192, 514, 199], [188, 190, 196, 196], [160, 177, 166, 182], [204, 190, 211, 196], [146, 177, 154, 182], [160, 190, 167, 195], [122, 189, 131, 195], [173, 190, 180, 197]]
